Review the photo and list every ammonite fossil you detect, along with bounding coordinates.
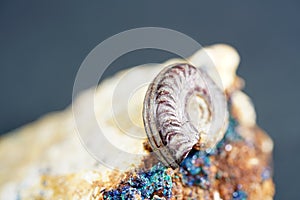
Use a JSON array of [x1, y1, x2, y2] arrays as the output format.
[[143, 63, 228, 168]]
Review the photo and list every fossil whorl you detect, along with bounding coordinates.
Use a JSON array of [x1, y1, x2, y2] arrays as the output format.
[[143, 63, 228, 168]]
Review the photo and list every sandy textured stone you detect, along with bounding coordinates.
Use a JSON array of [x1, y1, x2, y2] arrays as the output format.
[[0, 44, 274, 200]]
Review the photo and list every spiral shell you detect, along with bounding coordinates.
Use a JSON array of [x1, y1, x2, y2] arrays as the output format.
[[143, 63, 227, 168]]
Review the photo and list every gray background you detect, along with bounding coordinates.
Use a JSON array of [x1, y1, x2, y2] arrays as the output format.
[[0, 1, 299, 199]]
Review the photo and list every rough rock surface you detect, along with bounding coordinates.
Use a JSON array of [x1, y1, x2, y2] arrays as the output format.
[[0, 44, 274, 200]]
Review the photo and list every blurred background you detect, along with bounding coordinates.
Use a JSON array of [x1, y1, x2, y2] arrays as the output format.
[[0, 1, 299, 199]]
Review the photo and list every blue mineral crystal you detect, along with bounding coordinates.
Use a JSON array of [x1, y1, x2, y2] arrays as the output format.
[[232, 190, 247, 200], [179, 149, 211, 189], [103, 163, 172, 199]]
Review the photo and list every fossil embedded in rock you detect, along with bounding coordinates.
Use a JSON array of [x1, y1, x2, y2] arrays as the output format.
[[143, 63, 228, 168]]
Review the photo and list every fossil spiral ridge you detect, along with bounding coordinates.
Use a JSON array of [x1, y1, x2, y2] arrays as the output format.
[[143, 63, 227, 169]]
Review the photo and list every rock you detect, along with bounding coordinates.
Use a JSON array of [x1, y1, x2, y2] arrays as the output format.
[[0, 44, 274, 200]]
